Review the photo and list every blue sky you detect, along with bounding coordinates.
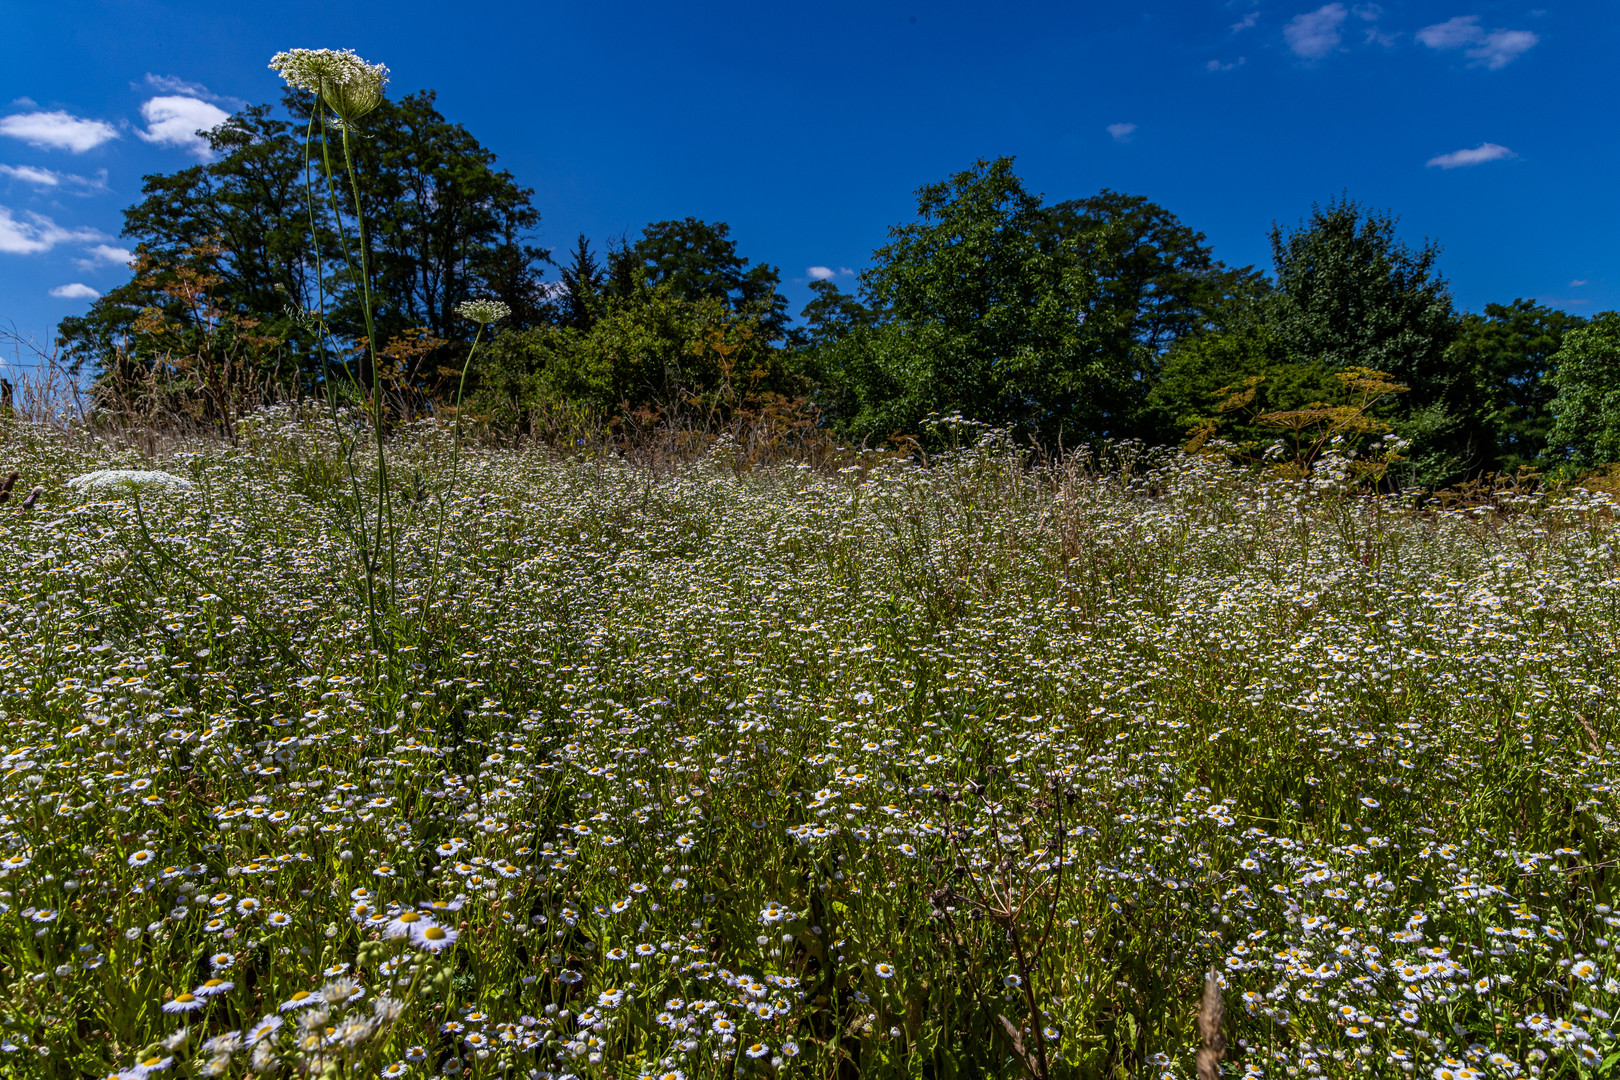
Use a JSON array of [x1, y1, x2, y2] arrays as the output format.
[[1, 0, 1614, 370]]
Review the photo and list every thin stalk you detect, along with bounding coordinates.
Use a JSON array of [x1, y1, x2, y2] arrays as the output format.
[[314, 111, 386, 653], [340, 120, 397, 626], [126, 495, 308, 673], [302, 105, 379, 639], [416, 321, 486, 640]]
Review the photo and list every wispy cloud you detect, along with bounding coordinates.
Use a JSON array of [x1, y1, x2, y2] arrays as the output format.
[[0, 164, 109, 194], [75, 244, 134, 271], [1425, 142, 1515, 169], [0, 110, 119, 154], [137, 96, 231, 159], [1231, 10, 1260, 32], [1207, 57, 1247, 71], [1416, 14, 1480, 48], [1285, 3, 1348, 58], [807, 266, 855, 281], [1468, 29, 1538, 69], [141, 74, 246, 109], [1570, 279, 1588, 287], [0, 206, 103, 255], [1106, 122, 1138, 142], [1417, 15, 1539, 68], [49, 282, 99, 300]]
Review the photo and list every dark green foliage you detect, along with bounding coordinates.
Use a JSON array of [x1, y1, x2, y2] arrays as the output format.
[[1265, 196, 1468, 485], [1041, 191, 1270, 432], [1448, 299, 1586, 472], [57, 101, 324, 376], [1145, 319, 1339, 447], [794, 279, 874, 350], [57, 91, 550, 387], [806, 157, 1116, 443], [1546, 312, 1620, 468], [556, 234, 605, 332], [470, 287, 800, 432], [619, 218, 790, 339], [325, 90, 551, 341]]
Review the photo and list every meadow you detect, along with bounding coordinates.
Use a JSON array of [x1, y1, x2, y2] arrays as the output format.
[[1, 409, 1618, 1080]]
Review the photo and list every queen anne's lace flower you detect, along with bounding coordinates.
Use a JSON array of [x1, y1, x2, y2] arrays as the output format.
[[455, 298, 511, 325], [269, 48, 390, 121], [67, 469, 195, 494]]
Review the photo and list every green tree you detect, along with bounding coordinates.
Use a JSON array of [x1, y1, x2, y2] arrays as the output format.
[[343, 90, 551, 340], [1040, 191, 1269, 432], [1145, 318, 1339, 447], [1545, 312, 1620, 468], [623, 218, 789, 339], [1265, 195, 1464, 485], [808, 157, 1113, 443], [472, 286, 799, 431], [556, 233, 605, 332], [57, 101, 323, 377], [57, 90, 551, 389], [794, 279, 874, 350], [1447, 299, 1585, 472]]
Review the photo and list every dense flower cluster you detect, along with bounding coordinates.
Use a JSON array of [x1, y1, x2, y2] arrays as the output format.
[[0, 410, 1616, 1078], [268, 48, 390, 121]]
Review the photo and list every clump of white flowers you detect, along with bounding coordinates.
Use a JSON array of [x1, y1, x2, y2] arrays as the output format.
[[455, 299, 511, 326], [66, 469, 196, 495], [269, 48, 390, 121]]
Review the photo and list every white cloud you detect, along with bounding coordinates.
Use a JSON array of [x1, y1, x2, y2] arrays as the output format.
[[1107, 122, 1137, 142], [49, 282, 99, 300], [1425, 142, 1515, 169], [1417, 14, 1481, 48], [1231, 10, 1260, 32], [0, 110, 119, 153], [1285, 3, 1347, 58], [1570, 279, 1588, 287], [137, 96, 231, 159], [1468, 29, 1538, 69], [0, 164, 64, 187], [1417, 16, 1538, 68], [141, 74, 245, 109], [75, 243, 134, 271], [143, 74, 213, 99], [0, 164, 109, 193], [1207, 57, 1247, 71], [807, 266, 837, 280], [0, 206, 103, 254]]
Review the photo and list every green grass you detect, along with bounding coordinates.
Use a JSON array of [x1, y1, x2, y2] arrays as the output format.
[[1, 409, 1618, 1080]]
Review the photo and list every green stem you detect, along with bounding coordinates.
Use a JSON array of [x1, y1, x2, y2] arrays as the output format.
[[417, 323, 486, 640], [315, 112, 384, 651], [340, 121, 397, 644]]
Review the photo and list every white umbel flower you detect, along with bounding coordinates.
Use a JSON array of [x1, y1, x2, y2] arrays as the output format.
[[67, 469, 195, 495], [269, 48, 390, 121], [455, 298, 511, 325]]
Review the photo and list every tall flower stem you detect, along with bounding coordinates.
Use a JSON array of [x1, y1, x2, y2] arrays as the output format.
[[339, 120, 398, 623], [302, 107, 381, 652]]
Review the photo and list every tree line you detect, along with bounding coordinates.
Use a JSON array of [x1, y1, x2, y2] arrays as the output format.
[[59, 92, 1620, 487]]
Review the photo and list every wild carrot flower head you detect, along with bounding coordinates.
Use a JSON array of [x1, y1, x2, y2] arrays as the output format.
[[68, 470, 195, 495], [268, 48, 390, 121], [455, 298, 511, 325]]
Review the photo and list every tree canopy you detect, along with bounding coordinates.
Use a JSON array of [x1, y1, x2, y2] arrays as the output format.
[[58, 90, 550, 390]]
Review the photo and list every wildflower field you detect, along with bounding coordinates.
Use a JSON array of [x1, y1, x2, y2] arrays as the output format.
[[2, 412, 1620, 1080]]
